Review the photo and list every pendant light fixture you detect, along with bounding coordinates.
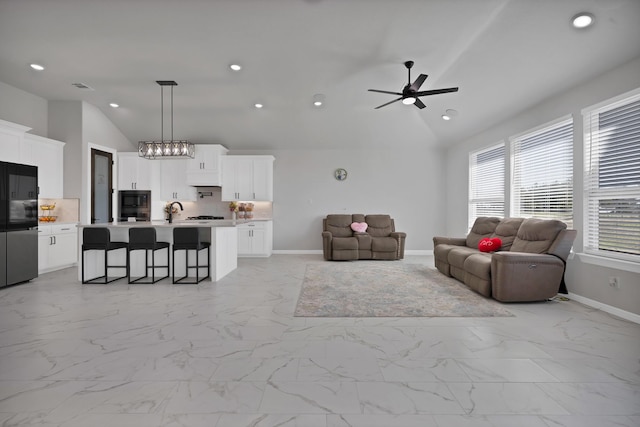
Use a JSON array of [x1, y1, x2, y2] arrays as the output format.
[[138, 80, 195, 159]]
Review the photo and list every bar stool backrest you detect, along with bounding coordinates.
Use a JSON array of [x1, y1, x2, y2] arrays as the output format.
[[129, 227, 157, 249], [83, 228, 110, 249]]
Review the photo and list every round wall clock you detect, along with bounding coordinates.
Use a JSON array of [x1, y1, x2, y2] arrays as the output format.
[[334, 168, 348, 181]]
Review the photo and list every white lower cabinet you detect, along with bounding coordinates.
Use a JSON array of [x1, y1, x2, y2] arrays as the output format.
[[38, 223, 78, 273], [237, 221, 272, 257]]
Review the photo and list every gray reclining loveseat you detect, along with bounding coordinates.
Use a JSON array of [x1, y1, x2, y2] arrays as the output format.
[[322, 214, 406, 260]]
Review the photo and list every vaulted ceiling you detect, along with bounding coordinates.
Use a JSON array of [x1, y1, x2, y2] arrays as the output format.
[[1, 0, 639, 150]]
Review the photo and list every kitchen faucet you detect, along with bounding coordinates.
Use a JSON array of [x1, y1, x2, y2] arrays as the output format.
[[167, 201, 183, 223]]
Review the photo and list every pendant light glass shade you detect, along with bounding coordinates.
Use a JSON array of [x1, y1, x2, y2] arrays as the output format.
[[139, 81, 195, 159]]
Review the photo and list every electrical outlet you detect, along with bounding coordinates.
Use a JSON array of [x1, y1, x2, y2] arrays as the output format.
[[608, 276, 620, 289]]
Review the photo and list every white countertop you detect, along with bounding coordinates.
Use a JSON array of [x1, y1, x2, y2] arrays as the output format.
[[77, 219, 272, 228]]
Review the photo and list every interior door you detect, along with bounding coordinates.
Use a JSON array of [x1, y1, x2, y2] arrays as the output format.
[[91, 149, 113, 224]]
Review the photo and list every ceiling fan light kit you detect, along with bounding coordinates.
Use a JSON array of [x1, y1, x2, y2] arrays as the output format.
[[368, 60, 459, 110], [139, 80, 195, 160]]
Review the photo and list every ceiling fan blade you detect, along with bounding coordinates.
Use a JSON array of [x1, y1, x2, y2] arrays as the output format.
[[374, 97, 403, 109], [415, 87, 459, 97], [414, 98, 426, 109], [409, 74, 428, 92], [368, 89, 403, 96]]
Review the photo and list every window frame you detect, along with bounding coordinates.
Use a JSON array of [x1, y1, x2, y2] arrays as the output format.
[[468, 142, 506, 229], [582, 88, 640, 264], [509, 115, 574, 228]]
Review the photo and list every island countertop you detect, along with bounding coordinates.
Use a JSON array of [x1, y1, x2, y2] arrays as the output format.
[[77, 218, 272, 228]]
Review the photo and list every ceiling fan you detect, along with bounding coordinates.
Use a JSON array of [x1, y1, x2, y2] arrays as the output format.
[[368, 60, 459, 109]]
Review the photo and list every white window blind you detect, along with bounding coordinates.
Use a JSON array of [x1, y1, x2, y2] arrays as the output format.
[[584, 91, 640, 260], [469, 143, 505, 228], [511, 118, 573, 227]]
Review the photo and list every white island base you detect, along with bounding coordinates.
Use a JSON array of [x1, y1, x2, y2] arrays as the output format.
[[77, 222, 238, 283]]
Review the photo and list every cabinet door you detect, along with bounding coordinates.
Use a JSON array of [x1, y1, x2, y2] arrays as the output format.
[[160, 160, 196, 201], [221, 157, 239, 201], [23, 135, 65, 199], [118, 153, 151, 190], [237, 226, 253, 255], [38, 234, 52, 272], [236, 159, 254, 200], [186, 145, 226, 186], [49, 232, 78, 268], [252, 158, 273, 201]]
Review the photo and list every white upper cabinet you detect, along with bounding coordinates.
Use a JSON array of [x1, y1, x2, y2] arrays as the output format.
[[0, 119, 31, 164], [117, 152, 152, 190], [186, 144, 228, 186], [0, 120, 65, 199], [160, 159, 197, 201], [23, 134, 65, 199], [221, 155, 274, 201]]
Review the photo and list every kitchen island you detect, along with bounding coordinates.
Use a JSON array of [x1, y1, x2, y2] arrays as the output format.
[[77, 219, 266, 283]]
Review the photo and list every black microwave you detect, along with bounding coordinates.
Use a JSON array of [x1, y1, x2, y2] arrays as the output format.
[[118, 190, 151, 221]]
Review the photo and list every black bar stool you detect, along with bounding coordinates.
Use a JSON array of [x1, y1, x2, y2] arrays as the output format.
[[172, 227, 210, 284], [82, 228, 128, 284], [128, 227, 170, 284]]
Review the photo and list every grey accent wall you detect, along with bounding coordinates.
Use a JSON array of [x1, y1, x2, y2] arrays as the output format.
[[444, 56, 640, 316], [231, 147, 446, 252], [0, 81, 48, 136], [48, 101, 83, 199]]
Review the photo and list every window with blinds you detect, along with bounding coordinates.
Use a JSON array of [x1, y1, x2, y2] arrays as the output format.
[[510, 117, 573, 228], [583, 91, 640, 261], [469, 143, 505, 228]]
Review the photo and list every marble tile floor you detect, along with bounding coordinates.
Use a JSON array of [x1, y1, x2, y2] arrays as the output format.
[[0, 254, 638, 427]]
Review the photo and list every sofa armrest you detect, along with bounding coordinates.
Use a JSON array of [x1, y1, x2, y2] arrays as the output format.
[[321, 231, 333, 260], [433, 236, 466, 247], [491, 252, 565, 302], [389, 232, 406, 259]]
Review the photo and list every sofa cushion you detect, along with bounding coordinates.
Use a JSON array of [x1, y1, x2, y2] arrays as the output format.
[[448, 246, 480, 269], [365, 215, 394, 237], [463, 253, 493, 297], [325, 214, 354, 237], [491, 217, 524, 251], [371, 236, 398, 253], [332, 236, 358, 250], [466, 217, 501, 248], [510, 218, 567, 254]]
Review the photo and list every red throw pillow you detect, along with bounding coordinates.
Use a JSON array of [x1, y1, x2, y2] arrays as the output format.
[[478, 237, 502, 253]]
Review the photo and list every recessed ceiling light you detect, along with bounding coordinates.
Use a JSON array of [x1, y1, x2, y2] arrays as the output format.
[[230, 64, 242, 71], [572, 12, 594, 28], [442, 115, 451, 121], [254, 103, 263, 109], [402, 97, 416, 105], [30, 63, 45, 71], [109, 103, 119, 108], [313, 94, 325, 107]]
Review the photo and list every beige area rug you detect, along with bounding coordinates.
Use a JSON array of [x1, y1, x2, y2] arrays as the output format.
[[294, 262, 514, 317]]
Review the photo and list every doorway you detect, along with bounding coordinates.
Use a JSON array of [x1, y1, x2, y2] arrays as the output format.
[[90, 148, 113, 223]]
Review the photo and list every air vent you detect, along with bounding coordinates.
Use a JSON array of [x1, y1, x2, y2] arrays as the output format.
[[71, 82, 94, 91]]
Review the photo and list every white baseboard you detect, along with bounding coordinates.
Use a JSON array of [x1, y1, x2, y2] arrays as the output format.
[[567, 292, 640, 324], [405, 250, 433, 256], [272, 250, 323, 255], [272, 250, 433, 256]]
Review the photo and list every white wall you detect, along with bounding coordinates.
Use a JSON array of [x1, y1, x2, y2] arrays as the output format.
[[0, 81, 48, 137], [48, 101, 83, 199], [232, 147, 446, 252], [444, 56, 640, 316]]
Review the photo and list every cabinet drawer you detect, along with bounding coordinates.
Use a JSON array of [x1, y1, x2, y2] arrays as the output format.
[[38, 225, 53, 236], [51, 224, 77, 234]]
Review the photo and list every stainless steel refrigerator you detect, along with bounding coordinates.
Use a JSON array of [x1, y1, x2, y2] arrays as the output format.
[[0, 161, 38, 287]]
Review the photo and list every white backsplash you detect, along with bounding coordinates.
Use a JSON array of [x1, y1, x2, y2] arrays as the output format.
[[162, 187, 272, 221]]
